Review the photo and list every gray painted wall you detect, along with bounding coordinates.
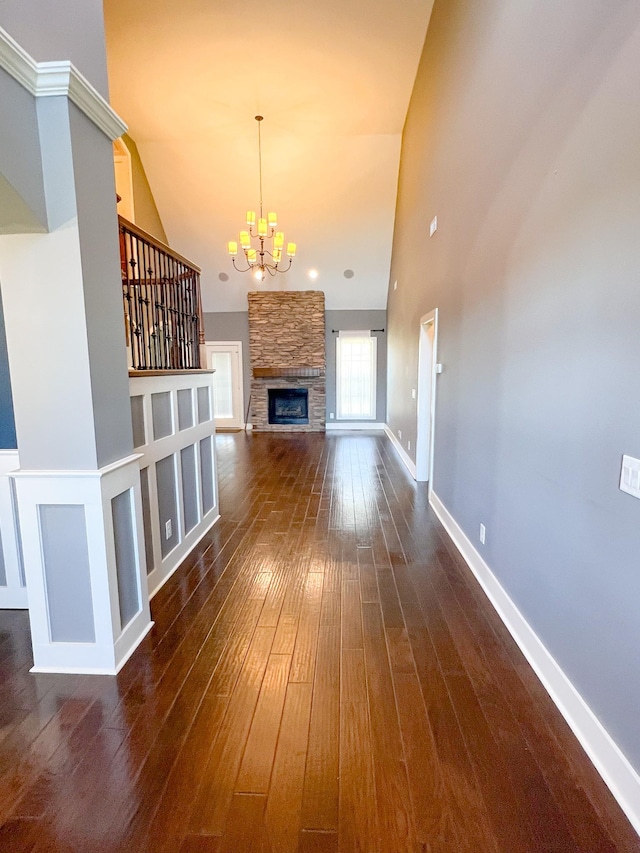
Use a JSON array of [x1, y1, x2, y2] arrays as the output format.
[[0, 35, 133, 470], [0, 71, 47, 232], [387, 0, 640, 772], [0, 1, 110, 97], [0, 288, 16, 449], [204, 309, 387, 424], [70, 103, 135, 468], [325, 310, 387, 424]]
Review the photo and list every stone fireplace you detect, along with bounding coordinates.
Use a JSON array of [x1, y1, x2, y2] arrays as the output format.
[[248, 291, 326, 432]]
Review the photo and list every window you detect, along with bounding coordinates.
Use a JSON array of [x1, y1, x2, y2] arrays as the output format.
[[336, 331, 377, 420]]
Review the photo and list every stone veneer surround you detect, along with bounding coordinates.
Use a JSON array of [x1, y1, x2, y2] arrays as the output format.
[[248, 291, 326, 432]]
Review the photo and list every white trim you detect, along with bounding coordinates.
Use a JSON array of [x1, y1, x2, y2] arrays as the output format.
[[428, 490, 640, 837], [130, 373, 220, 598], [38, 62, 127, 141], [384, 424, 417, 479], [0, 27, 127, 141], [0, 450, 27, 609], [336, 332, 377, 421], [113, 137, 135, 222], [0, 26, 37, 92], [11, 455, 153, 673], [416, 309, 438, 483], [326, 422, 385, 431], [146, 510, 220, 599], [31, 618, 154, 675], [10, 453, 144, 480], [205, 341, 245, 429]]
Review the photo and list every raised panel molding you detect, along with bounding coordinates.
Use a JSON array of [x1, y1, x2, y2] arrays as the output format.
[[11, 454, 153, 674], [0, 26, 127, 141]]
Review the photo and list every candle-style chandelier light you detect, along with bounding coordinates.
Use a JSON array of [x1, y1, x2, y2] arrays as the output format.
[[227, 115, 297, 282]]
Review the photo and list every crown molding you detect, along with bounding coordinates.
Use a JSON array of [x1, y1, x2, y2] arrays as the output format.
[[0, 25, 38, 91], [36, 62, 127, 140], [0, 26, 127, 141]]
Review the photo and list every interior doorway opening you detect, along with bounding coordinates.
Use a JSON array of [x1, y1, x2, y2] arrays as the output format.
[[205, 341, 245, 429], [415, 309, 438, 484], [113, 138, 135, 222]]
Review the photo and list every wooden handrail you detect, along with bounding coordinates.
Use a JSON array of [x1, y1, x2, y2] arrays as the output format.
[[118, 216, 202, 272]]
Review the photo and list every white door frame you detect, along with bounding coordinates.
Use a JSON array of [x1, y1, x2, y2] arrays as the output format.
[[415, 309, 439, 484], [205, 341, 244, 429]]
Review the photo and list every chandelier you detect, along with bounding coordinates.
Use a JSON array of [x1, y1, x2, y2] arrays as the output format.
[[227, 115, 297, 282]]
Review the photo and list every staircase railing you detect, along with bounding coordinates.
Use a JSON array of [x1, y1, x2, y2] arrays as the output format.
[[119, 216, 205, 371]]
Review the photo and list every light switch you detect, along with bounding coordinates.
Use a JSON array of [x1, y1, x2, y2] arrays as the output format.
[[411, 388, 416, 400], [620, 455, 640, 499]]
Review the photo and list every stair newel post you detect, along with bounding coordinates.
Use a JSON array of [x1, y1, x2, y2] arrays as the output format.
[[196, 270, 206, 369]]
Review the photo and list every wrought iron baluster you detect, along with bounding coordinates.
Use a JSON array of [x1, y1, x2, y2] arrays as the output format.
[[118, 216, 203, 371]]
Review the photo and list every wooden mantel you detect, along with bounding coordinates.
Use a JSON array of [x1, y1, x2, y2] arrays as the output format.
[[253, 367, 322, 378]]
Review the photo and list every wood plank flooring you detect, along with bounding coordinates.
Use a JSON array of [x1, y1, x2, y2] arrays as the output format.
[[0, 431, 638, 852]]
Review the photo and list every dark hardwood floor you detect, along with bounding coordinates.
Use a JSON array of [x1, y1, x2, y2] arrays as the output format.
[[0, 431, 638, 852]]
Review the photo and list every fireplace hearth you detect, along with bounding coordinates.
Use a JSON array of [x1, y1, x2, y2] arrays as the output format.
[[269, 388, 309, 425]]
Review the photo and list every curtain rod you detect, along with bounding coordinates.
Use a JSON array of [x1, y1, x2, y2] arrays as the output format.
[[331, 328, 385, 334]]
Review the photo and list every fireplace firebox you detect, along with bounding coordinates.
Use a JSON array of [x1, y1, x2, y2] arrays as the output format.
[[268, 388, 309, 425]]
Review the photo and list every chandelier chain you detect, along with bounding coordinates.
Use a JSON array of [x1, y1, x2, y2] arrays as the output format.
[[257, 115, 264, 220]]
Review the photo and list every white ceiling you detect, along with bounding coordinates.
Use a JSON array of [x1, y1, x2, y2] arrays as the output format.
[[104, 0, 434, 312]]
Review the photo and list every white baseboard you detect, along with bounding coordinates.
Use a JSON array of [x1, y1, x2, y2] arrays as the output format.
[[384, 424, 417, 479], [429, 490, 640, 837], [325, 422, 385, 431]]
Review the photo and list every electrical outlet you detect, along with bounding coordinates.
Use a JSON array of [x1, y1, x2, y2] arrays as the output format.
[[411, 388, 416, 400], [330, 412, 334, 419], [430, 215, 438, 237], [479, 523, 486, 545], [165, 519, 172, 540], [620, 455, 640, 498], [398, 429, 402, 440], [407, 440, 411, 451]]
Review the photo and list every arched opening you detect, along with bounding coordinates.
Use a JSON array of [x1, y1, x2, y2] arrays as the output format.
[[113, 137, 135, 222]]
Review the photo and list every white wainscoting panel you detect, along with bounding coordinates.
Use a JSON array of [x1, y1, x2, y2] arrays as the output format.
[[11, 454, 153, 673], [130, 372, 220, 598]]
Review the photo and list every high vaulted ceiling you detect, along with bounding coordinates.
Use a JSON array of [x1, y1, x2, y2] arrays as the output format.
[[104, 0, 434, 312]]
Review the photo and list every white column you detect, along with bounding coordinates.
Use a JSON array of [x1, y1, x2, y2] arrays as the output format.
[[11, 455, 151, 673], [0, 43, 153, 672]]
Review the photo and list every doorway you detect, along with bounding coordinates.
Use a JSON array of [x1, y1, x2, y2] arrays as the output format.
[[415, 310, 438, 483], [205, 342, 244, 429]]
